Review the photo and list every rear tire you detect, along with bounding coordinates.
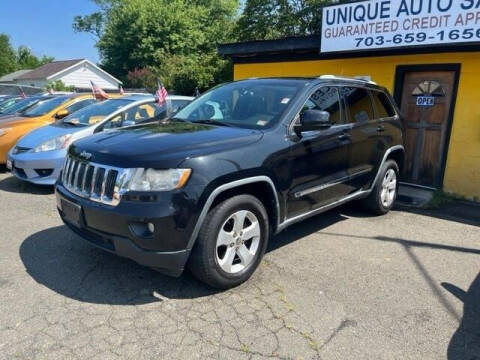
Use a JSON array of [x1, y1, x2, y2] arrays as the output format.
[[362, 159, 399, 215], [188, 195, 269, 289]]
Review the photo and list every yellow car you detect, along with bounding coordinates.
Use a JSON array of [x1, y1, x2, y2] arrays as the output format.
[[0, 94, 97, 164]]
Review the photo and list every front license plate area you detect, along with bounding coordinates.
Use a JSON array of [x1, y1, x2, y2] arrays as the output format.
[[6, 159, 12, 171], [61, 198, 83, 228]]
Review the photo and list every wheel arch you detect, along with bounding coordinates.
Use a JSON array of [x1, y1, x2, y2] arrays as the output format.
[[186, 176, 280, 250], [386, 147, 405, 176]]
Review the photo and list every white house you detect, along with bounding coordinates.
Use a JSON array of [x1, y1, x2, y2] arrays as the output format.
[[14, 59, 122, 90], [0, 69, 33, 84]]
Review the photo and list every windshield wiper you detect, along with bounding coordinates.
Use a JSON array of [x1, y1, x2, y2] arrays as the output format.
[[193, 119, 232, 127]]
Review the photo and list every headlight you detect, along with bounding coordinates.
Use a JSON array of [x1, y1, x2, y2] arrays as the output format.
[[33, 134, 72, 153], [128, 168, 192, 191], [0, 128, 11, 137]]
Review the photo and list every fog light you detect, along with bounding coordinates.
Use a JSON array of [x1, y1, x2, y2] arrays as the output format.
[[147, 223, 155, 233]]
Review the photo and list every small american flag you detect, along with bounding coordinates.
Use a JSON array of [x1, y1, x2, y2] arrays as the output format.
[[19, 86, 26, 98], [156, 80, 168, 106], [90, 81, 109, 100]]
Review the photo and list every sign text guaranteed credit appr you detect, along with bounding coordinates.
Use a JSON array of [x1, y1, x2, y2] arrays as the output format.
[[321, 0, 480, 53]]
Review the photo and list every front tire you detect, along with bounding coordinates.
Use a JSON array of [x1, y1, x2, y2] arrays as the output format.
[[188, 195, 269, 289], [362, 159, 399, 215]]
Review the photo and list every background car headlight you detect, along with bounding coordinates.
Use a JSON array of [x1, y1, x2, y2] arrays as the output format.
[[0, 128, 11, 137], [128, 168, 191, 191], [33, 134, 72, 153]]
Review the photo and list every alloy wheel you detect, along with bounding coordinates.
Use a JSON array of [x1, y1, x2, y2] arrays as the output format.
[[215, 210, 261, 274], [381, 169, 397, 207]]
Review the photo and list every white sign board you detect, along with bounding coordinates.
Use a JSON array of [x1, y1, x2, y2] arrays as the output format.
[[321, 0, 480, 53], [416, 96, 435, 106]]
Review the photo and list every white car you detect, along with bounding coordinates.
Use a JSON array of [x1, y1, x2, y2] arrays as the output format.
[[8, 94, 193, 185]]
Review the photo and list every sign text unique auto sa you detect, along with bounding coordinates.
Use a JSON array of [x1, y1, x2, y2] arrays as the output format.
[[321, 0, 480, 53]]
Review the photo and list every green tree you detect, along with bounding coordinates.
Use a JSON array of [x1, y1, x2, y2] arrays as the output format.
[[74, 0, 238, 94], [45, 80, 75, 92], [17, 46, 54, 70], [0, 34, 17, 77], [236, 0, 352, 41]]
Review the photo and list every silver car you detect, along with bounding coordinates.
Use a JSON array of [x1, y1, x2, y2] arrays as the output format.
[[8, 94, 193, 185]]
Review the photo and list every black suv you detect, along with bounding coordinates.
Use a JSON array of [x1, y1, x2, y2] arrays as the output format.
[[55, 77, 405, 289]]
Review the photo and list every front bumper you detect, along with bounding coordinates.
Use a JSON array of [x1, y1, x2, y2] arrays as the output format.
[[55, 184, 199, 276], [8, 149, 65, 185]]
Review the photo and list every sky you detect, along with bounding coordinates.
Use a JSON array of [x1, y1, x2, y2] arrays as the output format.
[[0, 0, 101, 63]]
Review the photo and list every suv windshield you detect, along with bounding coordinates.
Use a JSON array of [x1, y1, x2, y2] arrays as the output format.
[[61, 98, 134, 126], [23, 96, 71, 117], [174, 80, 304, 129]]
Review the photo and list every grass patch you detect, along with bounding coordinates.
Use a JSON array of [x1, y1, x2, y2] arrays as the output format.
[[426, 190, 461, 209]]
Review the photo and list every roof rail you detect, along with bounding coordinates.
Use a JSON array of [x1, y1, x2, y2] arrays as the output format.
[[318, 75, 377, 85]]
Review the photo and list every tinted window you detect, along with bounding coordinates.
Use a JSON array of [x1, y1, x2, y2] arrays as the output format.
[[2, 97, 43, 114], [302, 86, 342, 124], [174, 80, 304, 129], [124, 103, 161, 124], [65, 99, 97, 114], [0, 98, 20, 112], [171, 99, 191, 113], [62, 99, 133, 126], [343, 87, 374, 123], [23, 96, 71, 116], [372, 91, 396, 118], [101, 101, 164, 130]]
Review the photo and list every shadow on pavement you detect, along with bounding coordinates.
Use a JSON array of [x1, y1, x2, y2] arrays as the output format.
[[396, 201, 480, 228], [443, 274, 480, 360], [19, 207, 348, 304], [20, 225, 220, 304], [0, 173, 54, 195]]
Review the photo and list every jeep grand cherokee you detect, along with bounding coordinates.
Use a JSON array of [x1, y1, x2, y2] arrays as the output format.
[[55, 77, 405, 289]]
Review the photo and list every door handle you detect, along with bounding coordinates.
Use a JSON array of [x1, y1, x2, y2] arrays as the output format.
[[377, 125, 385, 132], [337, 133, 351, 141]]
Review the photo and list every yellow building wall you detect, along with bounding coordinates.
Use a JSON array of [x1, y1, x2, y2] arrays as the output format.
[[234, 53, 480, 201]]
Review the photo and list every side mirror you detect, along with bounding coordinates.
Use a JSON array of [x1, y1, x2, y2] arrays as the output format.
[[55, 109, 69, 119], [300, 110, 332, 132]]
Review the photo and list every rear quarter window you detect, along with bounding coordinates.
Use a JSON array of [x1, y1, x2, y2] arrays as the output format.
[[342, 87, 375, 123], [372, 91, 396, 118]]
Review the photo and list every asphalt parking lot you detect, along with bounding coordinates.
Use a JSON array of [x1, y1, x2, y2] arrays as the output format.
[[0, 171, 478, 360]]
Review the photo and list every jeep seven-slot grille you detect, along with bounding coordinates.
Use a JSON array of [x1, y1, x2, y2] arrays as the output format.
[[61, 155, 123, 206]]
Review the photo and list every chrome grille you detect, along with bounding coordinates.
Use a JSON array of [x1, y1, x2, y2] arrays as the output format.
[[61, 155, 130, 206]]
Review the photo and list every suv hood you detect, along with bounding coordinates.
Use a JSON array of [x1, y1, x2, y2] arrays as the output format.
[[70, 121, 264, 168], [16, 123, 82, 149]]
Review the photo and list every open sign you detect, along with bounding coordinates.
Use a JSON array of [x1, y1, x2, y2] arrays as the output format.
[[416, 96, 435, 107]]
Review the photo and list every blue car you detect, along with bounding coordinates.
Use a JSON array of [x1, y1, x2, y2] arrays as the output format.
[[8, 94, 193, 185]]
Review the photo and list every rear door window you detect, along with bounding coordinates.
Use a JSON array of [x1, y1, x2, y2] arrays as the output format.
[[371, 91, 396, 118], [342, 87, 375, 123]]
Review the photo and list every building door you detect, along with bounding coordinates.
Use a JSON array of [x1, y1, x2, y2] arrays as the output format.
[[396, 66, 459, 188]]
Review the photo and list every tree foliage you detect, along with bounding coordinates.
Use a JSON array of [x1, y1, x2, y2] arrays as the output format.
[[74, 0, 238, 95], [0, 34, 18, 77], [17, 46, 54, 70], [71, 0, 348, 92], [45, 80, 75, 92], [236, 0, 349, 41], [0, 34, 54, 77]]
